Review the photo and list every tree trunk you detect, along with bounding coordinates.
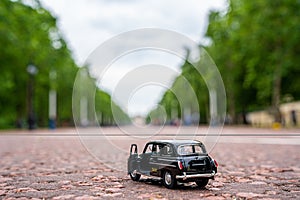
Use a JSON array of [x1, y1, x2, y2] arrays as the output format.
[[271, 64, 282, 123], [227, 89, 236, 124]]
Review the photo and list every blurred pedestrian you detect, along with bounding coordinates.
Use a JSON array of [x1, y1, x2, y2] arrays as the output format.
[[28, 113, 36, 130], [291, 110, 297, 126]]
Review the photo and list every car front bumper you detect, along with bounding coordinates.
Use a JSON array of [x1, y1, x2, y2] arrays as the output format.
[[176, 171, 215, 180]]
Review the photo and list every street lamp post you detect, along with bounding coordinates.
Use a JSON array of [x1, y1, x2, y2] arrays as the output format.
[[27, 64, 38, 130], [49, 70, 57, 129]]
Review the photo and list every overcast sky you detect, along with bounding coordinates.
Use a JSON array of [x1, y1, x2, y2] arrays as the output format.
[[39, 0, 227, 117]]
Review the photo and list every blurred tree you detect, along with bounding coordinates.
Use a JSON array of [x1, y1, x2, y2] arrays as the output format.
[[73, 67, 131, 127], [146, 57, 209, 125], [96, 89, 131, 126], [0, 0, 66, 128], [147, 0, 300, 125], [0, 0, 129, 128], [206, 0, 300, 123]]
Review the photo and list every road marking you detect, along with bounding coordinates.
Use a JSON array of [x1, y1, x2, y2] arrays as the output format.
[[218, 137, 300, 145]]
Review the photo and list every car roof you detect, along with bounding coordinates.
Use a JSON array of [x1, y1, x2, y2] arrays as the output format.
[[148, 140, 203, 146]]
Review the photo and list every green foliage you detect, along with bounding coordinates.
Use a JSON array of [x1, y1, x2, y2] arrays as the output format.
[[206, 0, 300, 122], [73, 67, 130, 126], [147, 58, 209, 125], [0, 0, 69, 128], [0, 0, 129, 128], [96, 89, 131, 126], [148, 0, 300, 124]]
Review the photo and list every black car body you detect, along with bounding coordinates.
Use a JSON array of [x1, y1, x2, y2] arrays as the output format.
[[127, 140, 218, 189]]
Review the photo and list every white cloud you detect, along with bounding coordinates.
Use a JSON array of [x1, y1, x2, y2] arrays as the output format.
[[40, 0, 226, 63], [40, 0, 226, 116]]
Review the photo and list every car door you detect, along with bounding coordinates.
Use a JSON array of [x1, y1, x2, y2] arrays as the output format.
[[149, 144, 161, 176], [128, 144, 138, 173], [140, 143, 157, 173]]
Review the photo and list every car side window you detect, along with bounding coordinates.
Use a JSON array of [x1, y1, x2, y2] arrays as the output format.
[[160, 144, 173, 156], [144, 143, 159, 154], [194, 145, 204, 154], [152, 144, 158, 154], [144, 144, 153, 154], [166, 145, 173, 155]]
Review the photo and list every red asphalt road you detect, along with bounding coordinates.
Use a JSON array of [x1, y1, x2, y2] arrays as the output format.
[[0, 126, 299, 199]]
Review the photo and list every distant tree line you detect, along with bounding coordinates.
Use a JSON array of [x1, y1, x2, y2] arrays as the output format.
[[147, 0, 300, 125], [72, 67, 131, 127], [0, 0, 130, 129]]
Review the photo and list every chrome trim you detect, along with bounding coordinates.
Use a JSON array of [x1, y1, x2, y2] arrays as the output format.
[[149, 162, 176, 168], [157, 158, 177, 162], [192, 162, 206, 166], [136, 173, 162, 181], [176, 171, 215, 180]]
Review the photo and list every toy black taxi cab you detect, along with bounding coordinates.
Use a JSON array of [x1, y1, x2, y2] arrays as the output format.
[[127, 140, 218, 189]]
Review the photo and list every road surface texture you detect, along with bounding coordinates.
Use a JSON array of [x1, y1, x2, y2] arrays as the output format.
[[0, 126, 299, 199]]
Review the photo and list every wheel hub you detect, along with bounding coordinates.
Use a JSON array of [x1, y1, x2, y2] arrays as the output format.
[[164, 172, 172, 185], [131, 170, 137, 177]]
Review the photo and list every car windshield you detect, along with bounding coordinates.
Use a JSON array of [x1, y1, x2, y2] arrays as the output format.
[[177, 144, 206, 155]]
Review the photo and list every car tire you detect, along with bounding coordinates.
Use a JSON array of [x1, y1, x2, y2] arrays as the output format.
[[129, 170, 141, 181], [162, 170, 177, 189], [195, 178, 209, 188]]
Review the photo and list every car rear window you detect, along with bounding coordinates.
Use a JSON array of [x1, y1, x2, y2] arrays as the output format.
[[177, 144, 206, 155]]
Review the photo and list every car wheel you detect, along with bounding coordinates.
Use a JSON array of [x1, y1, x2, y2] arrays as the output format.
[[162, 170, 177, 189], [195, 178, 209, 188], [129, 169, 141, 181]]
